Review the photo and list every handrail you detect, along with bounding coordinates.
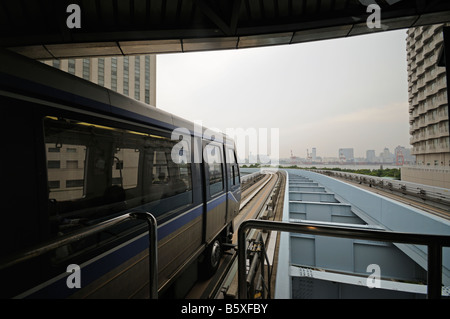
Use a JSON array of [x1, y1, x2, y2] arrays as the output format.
[[315, 169, 450, 205], [130, 212, 158, 299], [238, 219, 450, 299], [0, 212, 158, 299]]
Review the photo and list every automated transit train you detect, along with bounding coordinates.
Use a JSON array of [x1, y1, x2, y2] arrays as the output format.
[[0, 49, 241, 298]]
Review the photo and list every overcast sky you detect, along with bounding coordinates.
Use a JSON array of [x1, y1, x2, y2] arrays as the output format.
[[156, 29, 409, 160]]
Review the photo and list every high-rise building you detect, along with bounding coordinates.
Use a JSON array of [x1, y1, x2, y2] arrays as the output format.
[[403, 24, 450, 188], [380, 147, 394, 163], [366, 150, 376, 163], [311, 147, 317, 161], [338, 148, 354, 163], [394, 145, 416, 165], [43, 55, 157, 106]]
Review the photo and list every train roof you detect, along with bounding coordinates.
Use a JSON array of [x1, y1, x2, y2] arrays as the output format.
[[0, 49, 231, 145]]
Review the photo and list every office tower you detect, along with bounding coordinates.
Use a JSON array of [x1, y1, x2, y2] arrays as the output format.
[[44, 55, 156, 106]]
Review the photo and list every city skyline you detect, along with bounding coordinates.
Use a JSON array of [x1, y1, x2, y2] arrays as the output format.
[[286, 144, 412, 161], [248, 144, 413, 163], [157, 29, 410, 161]]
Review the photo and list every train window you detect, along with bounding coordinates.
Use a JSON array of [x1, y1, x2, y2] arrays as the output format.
[[205, 144, 224, 196], [153, 151, 169, 183], [44, 116, 193, 244], [226, 148, 235, 164], [226, 147, 240, 186], [151, 149, 192, 191], [233, 164, 240, 185]]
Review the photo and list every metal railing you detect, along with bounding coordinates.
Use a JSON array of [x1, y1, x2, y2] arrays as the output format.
[[0, 212, 158, 299], [315, 169, 450, 208], [238, 219, 450, 299]]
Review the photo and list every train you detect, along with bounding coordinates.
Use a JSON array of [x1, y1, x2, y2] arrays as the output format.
[[0, 49, 241, 298]]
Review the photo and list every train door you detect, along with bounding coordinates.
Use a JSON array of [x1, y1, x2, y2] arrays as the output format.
[[225, 146, 241, 225], [202, 140, 227, 244]]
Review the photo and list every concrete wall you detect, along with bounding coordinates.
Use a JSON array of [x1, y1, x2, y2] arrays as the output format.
[[401, 165, 450, 189]]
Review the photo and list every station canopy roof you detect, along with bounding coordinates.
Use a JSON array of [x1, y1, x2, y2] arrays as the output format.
[[2, 0, 450, 59]]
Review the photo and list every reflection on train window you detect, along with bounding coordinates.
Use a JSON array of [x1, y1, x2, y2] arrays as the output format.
[[205, 144, 224, 196], [112, 148, 139, 189], [44, 116, 193, 239], [46, 144, 86, 201]]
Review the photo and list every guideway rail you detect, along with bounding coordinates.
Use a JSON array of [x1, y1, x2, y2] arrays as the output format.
[[0, 212, 158, 299], [238, 219, 450, 299]]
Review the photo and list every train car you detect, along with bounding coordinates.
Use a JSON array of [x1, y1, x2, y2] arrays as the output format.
[[0, 49, 241, 298]]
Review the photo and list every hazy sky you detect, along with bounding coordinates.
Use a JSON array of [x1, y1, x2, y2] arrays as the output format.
[[156, 29, 409, 160]]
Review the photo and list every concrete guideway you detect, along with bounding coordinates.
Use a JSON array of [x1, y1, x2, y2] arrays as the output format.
[[274, 169, 450, 299]]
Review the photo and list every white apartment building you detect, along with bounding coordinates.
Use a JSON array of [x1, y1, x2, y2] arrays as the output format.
[[403, 23, 450, 188]]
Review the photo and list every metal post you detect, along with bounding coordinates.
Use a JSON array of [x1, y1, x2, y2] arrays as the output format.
[[260, 247, 265, 299], [238, 222, 249, 299], [427, 243, 442, 299], [131, 212, 158, 299]]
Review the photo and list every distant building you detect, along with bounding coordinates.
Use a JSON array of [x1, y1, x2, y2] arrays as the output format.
[[380, 147, 394, 163], [322, 157, 340, 163], [338, 148, 354, 163], [394, 145, 416, 165], [403, 148, 416, 164], [366, 150, 377, 163], [311, 148, 317, 161]]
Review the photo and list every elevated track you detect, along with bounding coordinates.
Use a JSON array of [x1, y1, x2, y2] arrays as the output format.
[[315, 169, 450, 221]]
